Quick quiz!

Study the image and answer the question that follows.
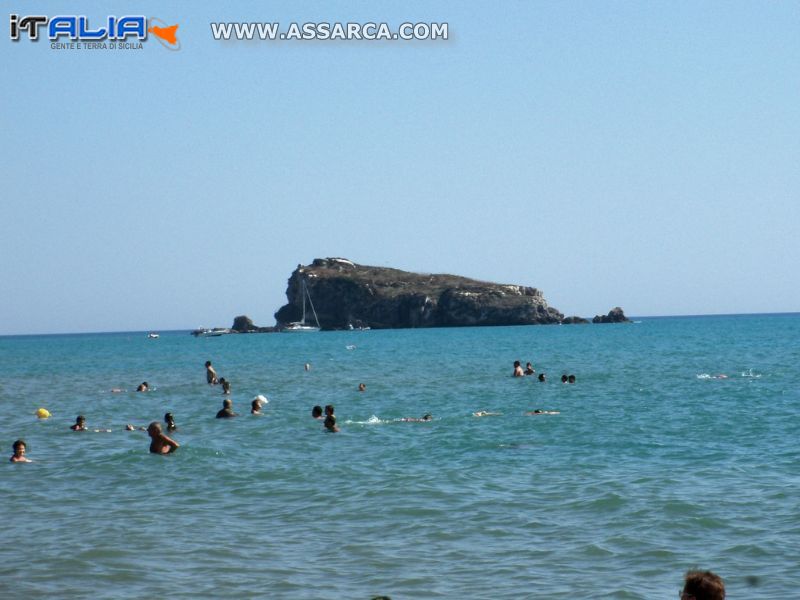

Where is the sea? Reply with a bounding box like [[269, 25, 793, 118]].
[[1, 314, 798, 599]]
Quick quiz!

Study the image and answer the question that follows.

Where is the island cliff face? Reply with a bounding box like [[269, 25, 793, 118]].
[[274, 258, 564, 330]]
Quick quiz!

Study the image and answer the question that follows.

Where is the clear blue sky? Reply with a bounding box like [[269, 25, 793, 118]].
[[2, 1, 798, 335]]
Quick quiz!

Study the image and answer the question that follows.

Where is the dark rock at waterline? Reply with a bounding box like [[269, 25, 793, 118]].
[[231, 315, 276, 333], [592, 307, 631, 324], [274, 258, 565, 330], [562, 316, 590, 324]]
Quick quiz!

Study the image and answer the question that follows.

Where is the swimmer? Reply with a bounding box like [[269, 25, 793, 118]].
[[251, 398, 263, 415], [561, 374, 568, 384], [304, 363, 311, 371], [10, 439, 31, 463], [70, 415, 87, 431], [568, 374, 576, 384], [205, 360, 218, 385], [473, 411, 502, 417], [219, 378, 231, 395], [164, 412, 177, 432], [325, 405, 335, 417], [311, 406, 323, 419], [513, 361, 524, 377], [125, 424, 146, 431], [216, 398, 238, 418], [358, 383, 366, 392], [136, 381, 149, 392], [538, 373, 546, 382], [147, 422, 179, 454], [525, 410, 560, 415], [524, 362, 535, 375], [399, 413, 433, 422], [324, 414, 339, 433], [110, 388, 126, 393]]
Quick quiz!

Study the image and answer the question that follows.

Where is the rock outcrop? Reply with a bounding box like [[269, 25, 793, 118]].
[[592, 307, 631, 324], [231, 315, 276, 333], [274, 258, 564, 330], [562, 316, 589, 324]]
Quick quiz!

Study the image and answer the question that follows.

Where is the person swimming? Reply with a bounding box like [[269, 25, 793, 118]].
[[513, 361, 524, 377], [524, 362, 535, 375], [538, 373, 546, 382], [561, 374, 568, 384], [324, 414, 340, 433], [525, 410, 560, 415], [220, 378, 231, 395], [251, 398, 263, 415], [399, 413, 433, 422], [311, 405, 323, 419], [164, 412, 177, 431], [358, 383, 366, 392], [568, 374, 576, 384], [10, 439, 31, 463], [216, 398, 238, 418], [473, 411, 502, 417], [70, 415, 87, 431], [136, 382, 149, 392], [147, 422, 179, 454]]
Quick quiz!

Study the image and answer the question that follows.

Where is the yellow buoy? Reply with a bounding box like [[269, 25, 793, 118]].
[[36, 408, 51, 419]]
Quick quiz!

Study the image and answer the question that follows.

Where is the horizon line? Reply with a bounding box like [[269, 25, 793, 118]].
[[1, 310, 798, 338]]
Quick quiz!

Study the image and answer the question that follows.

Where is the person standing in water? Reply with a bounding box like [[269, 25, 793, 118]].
[[164, 413, 177, 432], [216, 398, 238, 418], [513, 361, 524, 377], [147, 422, 179, 454], [205, 361, 218, 385]]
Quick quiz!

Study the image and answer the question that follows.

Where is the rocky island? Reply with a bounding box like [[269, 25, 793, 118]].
[[273, 257, 569, 330]]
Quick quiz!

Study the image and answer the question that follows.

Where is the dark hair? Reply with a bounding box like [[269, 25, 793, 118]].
[[683, 570, 725, 600], [164, 413, 174, 421], [311, 406, 323, 418], [223, 398, 232, 408], [76, 415, 85, 423], [538, 373, 545, 382], [324, 404, 334, 415], [13, 439, 26, 451], [514, 360, 521, 367], [205, 361, 212, 367], [324, 415, 337, 429]]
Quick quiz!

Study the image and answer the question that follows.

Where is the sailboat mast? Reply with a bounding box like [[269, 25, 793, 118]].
[[301, 280, 307, 324]]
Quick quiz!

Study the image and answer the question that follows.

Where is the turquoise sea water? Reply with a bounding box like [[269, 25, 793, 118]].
[[1, 315, 799, 598]]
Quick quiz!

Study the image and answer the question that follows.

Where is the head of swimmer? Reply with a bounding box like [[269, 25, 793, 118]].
[[147, 422, 162, 437], [12, 439, 26, 457], [223, 398, 232, 408], [311, 405, 323, 419], [324, 404, 334, 416]]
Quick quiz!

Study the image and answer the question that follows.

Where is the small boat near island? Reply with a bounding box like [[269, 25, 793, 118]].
[[191, 327, 231, 337], [147, 332, 160, 339], [283, 279, 320, 332]]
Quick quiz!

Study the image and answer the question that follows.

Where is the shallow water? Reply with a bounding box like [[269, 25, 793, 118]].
[[2, 315, 799, 598]]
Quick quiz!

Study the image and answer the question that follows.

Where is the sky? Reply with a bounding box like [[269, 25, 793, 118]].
[[1, 1, 798, 335]]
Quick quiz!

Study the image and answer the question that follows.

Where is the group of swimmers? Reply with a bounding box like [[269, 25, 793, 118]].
[[205, 360, 232, 394], [310, 404, 340, 432], [512, 360, 576, 384], [9, 356, 568, 461]]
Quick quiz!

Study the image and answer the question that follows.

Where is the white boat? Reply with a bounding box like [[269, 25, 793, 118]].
[[283, 279, 320, 332], [191, 327, 231, 337], [147, 332, 160, 339]]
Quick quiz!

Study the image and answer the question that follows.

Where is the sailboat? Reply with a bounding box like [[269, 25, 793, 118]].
[[283, 279, 321, 332]]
